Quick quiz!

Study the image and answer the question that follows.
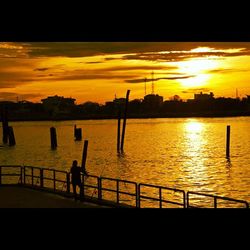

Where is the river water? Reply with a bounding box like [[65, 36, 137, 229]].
[[1, 117, 250, 207]]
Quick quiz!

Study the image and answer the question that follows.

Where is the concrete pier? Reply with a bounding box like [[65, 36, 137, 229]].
[[0, 186, 109, 208]]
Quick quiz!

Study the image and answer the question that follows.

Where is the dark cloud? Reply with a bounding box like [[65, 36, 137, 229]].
[[207, 68, 250, 74], [34, 67, 50, 71], [105, 57, 119, 61], [85, 61, 103, 64], [47, 66, 177, 82], [122, 50, 250, 62], [125, 75, 195, 83], [51, 73, 137, 81], [0, 92, 42, 101], [99, 65, 176, 71], [2, 42, 250, 59], [182, 88, 211, 94]]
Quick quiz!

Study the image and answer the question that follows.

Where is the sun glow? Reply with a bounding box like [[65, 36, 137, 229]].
[[174, 58, 219, 88]]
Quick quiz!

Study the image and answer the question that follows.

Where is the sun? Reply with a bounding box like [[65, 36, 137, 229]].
[[175, 58, 219, 88], [178, 58, 219, 75]]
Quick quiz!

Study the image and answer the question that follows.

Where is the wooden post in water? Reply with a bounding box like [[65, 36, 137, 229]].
[[117, 108, 121, 152], [74, 125, 82, 141], [74, 125, 77, 138], [2, 107, 9, 144], [226, 125, 230, 158], [50, 127, 57, 149], [81, 140, 88, 172], [75, 128, 82, 141], [8, 126, 16, 146], [120, 90, 130, 152]]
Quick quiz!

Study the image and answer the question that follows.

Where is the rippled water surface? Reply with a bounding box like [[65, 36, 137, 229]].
[[1, 117, 250, 204]]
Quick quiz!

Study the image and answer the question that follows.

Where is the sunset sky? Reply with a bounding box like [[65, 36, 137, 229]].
[[1, 42, 250, 104]]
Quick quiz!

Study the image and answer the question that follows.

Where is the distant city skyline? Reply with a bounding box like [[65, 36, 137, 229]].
[[1, 42, 250, 104]]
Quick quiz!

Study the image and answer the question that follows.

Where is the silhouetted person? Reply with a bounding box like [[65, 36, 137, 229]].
[[70, 160, 87, 201]]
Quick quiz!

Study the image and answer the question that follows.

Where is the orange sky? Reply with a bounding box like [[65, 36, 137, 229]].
[[1, 42, 250, 104]]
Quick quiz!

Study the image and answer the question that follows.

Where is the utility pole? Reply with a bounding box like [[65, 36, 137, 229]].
[[151, 71, 154, 95]]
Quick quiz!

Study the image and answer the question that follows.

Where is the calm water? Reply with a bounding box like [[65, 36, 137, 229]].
[[1, 117, 250, 205]]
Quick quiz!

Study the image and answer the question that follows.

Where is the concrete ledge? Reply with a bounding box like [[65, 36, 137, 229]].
[[0, 186, 110, 208]]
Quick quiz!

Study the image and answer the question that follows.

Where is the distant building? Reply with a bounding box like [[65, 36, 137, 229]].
[[143, 94, 164, 106], [194, 92, 214, 101], [41, 95, 75, 106], [41, 95, 76, 114], [113, 97, 126, 105]]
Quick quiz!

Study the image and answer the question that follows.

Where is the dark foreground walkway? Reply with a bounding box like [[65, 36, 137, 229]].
[[0, 186, 109, 208]]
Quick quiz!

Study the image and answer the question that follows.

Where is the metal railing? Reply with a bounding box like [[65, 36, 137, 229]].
[[99, 176, 137, 206], [0, 165, 23, 185], [187, 191, 249, 208], [0, 165, 249, 208], [138, 183, 186, 208], [23, 166, 69, 192]]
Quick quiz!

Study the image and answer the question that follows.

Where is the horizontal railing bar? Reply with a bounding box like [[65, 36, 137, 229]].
[[188, 191, 249, 205], [100, 176, 137, 186], [0, 165, 22, 168], [187, 205, 204, 208], [101, 186, 135, 193], [25, 175, 40, 178], [139, 195, 184, 206], [84, 184, 98, 189], [24, 175, 66, 184], [43, 178, 66, 183], [23, 166, 67, 174], [83, 174, 99, 179], [101, 188, 136, 197], [139, 183, 185, 194], [1, 174, 21, 177]]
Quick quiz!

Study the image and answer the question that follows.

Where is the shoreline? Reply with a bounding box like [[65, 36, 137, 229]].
[[5, 112, 250, 122]]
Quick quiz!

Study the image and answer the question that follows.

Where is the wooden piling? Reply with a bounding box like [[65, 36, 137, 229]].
[[2, 108, 9, 144], [74, 125, 82, 141], [117, 109, 121, 152], [226, 125, 230, 158], [50, 127, 57, 149], [8, 126, 16, 146], [75, 128, 82, 141], [81, 140, 88, 172], [74, 125, 77, 138], [121, 90, 130, 152]]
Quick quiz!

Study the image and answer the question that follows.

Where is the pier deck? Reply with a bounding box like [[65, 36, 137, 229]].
[[0, 186, 109, 208]]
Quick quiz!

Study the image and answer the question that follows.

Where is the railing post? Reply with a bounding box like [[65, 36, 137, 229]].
[[80, 173, 85, 200], [23, 166, 26, 185], [214, 197, 217, 208], [159, 187, 162, 208], [40, 169, 44, 188], [66, 173, 70, 193], [184, 192, 186, 208], [0, 166, 2, 185], [137, 184, 141, 208], [98, 177, 102, 200], [31, 168, 34, 186], [20, 167, 23, 185], [53, 170, 56, 191], [117, 180, 119, 204]]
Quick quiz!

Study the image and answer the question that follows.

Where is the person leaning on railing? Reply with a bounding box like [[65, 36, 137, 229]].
[[70, 160, 88, 201]]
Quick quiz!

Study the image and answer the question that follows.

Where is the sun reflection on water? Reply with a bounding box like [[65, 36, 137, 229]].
[[181, 120, 210, 190]]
